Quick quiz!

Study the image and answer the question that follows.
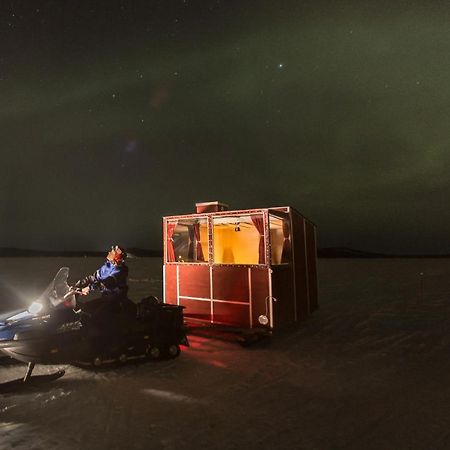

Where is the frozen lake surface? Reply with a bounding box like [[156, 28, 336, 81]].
[[1, 257, 450, 450]]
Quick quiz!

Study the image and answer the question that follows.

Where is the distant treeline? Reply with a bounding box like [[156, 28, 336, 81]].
[[317, 247, 450, 258], [1, 247, 449, 258], [0, 248, 162, 258]]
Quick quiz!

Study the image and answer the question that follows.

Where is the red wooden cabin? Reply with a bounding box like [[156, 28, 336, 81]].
[[162, 202, 318, 334]]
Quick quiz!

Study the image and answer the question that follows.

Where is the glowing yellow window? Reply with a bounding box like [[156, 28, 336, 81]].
[[213, 215, 265, 265]]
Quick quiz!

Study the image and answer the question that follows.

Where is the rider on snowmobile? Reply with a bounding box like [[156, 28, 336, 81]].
[[75, 245, 129, 298]]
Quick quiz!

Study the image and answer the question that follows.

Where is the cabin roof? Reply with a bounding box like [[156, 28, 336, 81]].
[[163, 205, 316, 226]]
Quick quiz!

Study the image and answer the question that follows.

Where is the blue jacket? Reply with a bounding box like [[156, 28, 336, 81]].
[[76, 261, 128, 297]]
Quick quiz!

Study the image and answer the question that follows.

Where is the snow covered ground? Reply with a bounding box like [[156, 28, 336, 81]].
[[1, 257, 450, 450]]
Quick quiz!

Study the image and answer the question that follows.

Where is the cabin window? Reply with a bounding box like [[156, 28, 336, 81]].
[[213, 214, 266, 265], [166, 218, 208, 263], [269, 215, 291, 265]]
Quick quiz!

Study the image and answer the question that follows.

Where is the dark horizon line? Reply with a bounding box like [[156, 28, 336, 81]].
[[0, 247, 161, 258], [1, 246, 450, 259], [316, 247, 450, 258]]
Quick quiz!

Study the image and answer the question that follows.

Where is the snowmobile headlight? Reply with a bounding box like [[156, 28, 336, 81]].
[[28, 302, 43, 315]]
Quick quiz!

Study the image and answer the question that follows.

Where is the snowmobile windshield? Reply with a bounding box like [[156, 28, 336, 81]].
[[37, 267, 75, 310]]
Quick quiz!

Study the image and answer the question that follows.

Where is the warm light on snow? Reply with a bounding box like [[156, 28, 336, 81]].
[[141, 388, 200, 404]]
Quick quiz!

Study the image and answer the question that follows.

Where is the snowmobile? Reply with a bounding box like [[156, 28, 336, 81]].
[[0, 267, 188, 392]]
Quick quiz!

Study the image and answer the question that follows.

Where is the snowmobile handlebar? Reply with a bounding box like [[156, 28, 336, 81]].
[[64, 288, 83, 299]]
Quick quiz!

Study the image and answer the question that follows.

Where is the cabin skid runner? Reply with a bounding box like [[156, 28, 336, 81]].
[[163, 201, 318, 343]]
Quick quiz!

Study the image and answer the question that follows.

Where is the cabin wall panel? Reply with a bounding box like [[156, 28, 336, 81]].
[[179, 298, 211, 322], [213, 302, 249, 327], [272, 266, 295, 327], [212, 266, 249, 302], [179, 265, 210, 299], [305, 221, 319, 312], [291, 213, 309, 320], [164, 265, 177, 304], [250, 268, 270, 328]]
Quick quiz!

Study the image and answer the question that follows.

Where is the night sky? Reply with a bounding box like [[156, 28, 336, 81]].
[[2, 0, 450, 254]]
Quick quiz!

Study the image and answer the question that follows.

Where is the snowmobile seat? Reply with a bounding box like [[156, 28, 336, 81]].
[[136, 296, 162, 320]]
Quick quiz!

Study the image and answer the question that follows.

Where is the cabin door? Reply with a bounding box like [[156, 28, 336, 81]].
[[268, 210, 296, 327]]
